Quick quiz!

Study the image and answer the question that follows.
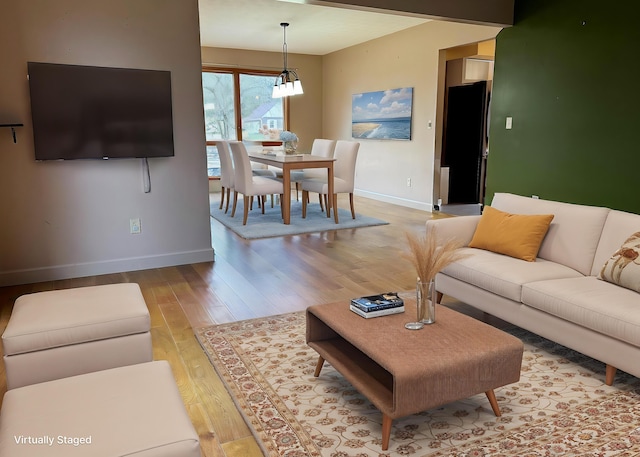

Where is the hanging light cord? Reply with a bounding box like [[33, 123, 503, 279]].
[[281, 22, 289, 73]]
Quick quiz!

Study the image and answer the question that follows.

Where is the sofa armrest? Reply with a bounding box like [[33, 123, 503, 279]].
[[426, 216, 481, 247]]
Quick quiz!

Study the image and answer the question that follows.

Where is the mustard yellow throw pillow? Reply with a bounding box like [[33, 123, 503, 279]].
[[600, 232, 640, 293], [469, 206, 554, 262]]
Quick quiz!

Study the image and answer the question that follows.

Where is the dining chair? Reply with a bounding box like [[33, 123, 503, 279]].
[[310, 139, 337, 162], [247, 144, 277, 208], [253, 164, 278, 208], [293, 139, 337, 202], [301, 140, 359, 224], [217, 141, 234, 214], [309, 138, 337, 209], [229, 141, 284, 225]]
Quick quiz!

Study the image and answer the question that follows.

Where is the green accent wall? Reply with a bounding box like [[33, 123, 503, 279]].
[[486, 0, 640, 213]]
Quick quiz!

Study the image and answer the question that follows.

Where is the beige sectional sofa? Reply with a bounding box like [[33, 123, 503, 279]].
[[429, 193, 640, 385]]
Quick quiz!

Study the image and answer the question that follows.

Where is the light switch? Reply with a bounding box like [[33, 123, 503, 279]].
[[506, 117, 513, 129]]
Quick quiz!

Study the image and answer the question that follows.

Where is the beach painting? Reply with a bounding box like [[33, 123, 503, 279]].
[[352, 87, 413, 140]]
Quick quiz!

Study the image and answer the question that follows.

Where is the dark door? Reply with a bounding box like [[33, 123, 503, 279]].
[[442, 81, 487, 204]]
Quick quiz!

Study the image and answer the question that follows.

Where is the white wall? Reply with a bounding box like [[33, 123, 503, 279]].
[[323, 21, 501, 210], [0, 0, 213, 286]]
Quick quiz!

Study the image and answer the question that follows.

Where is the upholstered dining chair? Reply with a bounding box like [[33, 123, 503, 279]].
[[299, 139, 337, 180], [246, 144, 278, 208], [229, 141, 284, 225], [308, 138, 337, 208], [310, 139, 337, 161], [301, 140, 359, 224], [292, 138, 337, 202], [217, 141, 234, 214]]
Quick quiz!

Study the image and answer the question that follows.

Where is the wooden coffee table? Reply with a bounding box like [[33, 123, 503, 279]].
[[306, 300, 524, 450]]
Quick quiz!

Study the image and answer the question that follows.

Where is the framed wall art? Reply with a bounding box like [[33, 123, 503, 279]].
[[352, 87, 413, 140]]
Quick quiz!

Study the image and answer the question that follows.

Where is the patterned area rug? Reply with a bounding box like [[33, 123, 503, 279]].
[[196, 311, 640, 457]]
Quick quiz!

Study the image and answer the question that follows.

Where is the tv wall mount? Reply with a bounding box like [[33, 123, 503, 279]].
[[1, 124, 23, 143]]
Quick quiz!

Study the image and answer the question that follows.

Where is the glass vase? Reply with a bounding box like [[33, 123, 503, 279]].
[[284, 140, 298, 154], [405, 279, 436, 330], [418, 279, 436, 324]]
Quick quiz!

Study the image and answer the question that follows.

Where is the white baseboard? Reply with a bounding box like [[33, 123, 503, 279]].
[[354, 189, 434, 212], [0, 248, 215, 287]]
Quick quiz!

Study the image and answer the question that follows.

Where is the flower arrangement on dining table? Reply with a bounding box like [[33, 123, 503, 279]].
[[279, 131, 299, 154]]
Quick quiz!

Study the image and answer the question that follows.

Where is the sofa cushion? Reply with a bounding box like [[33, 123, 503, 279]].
[[591, 209, 640, 276], [468, 206, 553, 261], [490, 193, 610, 275], [522, 276, 640, 347], [599, 231, 640, 292], [441, 248, 583, 302]]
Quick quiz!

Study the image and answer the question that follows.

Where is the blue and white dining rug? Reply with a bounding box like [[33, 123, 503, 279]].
[[210, 198, 388, 239]]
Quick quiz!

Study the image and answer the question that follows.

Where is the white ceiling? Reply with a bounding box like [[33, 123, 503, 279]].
[[198, 0, 430, 56]]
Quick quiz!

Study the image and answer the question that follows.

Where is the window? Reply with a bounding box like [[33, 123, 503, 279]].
[[203, 72, 236, 143], [202, 68, 288, 178]]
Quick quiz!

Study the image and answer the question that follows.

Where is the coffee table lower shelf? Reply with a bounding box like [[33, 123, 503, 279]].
[[308, 338, 394, 412]]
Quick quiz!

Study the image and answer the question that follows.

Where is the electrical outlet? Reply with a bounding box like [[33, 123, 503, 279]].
[[130, 218, 141, 234], [406, 178, 411, 187]]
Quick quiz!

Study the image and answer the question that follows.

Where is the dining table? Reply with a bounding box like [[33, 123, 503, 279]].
[[248, 151, 336, 225]]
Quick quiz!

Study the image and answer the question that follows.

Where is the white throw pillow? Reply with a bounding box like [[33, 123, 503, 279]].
[[599, 231, 640, 293]]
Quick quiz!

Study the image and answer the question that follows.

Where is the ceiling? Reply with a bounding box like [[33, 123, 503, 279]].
[[198, 0, 430, 56]]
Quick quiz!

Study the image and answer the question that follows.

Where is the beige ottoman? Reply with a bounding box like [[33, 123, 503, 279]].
[[2, 283, 152, 389], [0, 360, 201, 457]]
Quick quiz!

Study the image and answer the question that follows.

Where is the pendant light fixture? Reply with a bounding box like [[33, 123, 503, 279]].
[[272, 22, 303, 98]]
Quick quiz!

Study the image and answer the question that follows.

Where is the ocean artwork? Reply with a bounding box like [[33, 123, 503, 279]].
[[352, 87, 413, 140]]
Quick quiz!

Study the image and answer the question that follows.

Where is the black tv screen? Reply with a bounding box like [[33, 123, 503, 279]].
[[28, 62, 174, 160]]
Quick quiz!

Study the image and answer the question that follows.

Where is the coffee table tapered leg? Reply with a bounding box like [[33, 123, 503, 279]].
[[314, 356, 325, 377], [381, 414, 392, 450], [485, 389, 501, 416]]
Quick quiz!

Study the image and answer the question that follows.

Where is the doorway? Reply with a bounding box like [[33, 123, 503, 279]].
[[442, 80, 488, 204], [434, 41, 495, 215]]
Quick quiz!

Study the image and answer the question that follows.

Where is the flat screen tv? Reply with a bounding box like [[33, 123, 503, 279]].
[[28, 62, 174, 160]]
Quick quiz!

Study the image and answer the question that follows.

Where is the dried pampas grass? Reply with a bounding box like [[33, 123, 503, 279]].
[[402, 225, 469, 282]]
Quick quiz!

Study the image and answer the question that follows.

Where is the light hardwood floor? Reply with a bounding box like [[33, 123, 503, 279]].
[[0, 194, 451, 457]]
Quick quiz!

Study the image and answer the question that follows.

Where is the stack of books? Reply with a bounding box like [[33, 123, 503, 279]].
[[350, 292, 404, 318]]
